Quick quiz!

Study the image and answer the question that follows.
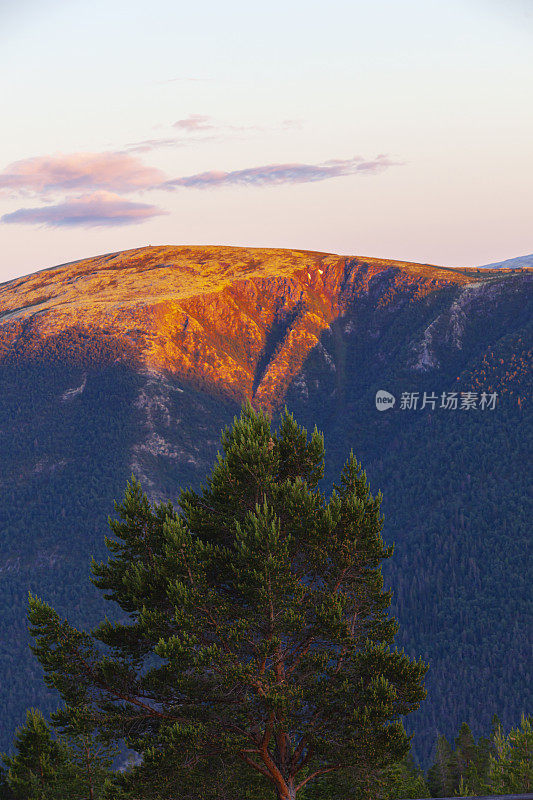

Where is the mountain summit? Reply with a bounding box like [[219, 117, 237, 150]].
[[0, 245, 521, 411]]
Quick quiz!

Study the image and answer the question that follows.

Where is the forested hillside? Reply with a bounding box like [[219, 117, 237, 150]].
[[0, 247, 531, 764]]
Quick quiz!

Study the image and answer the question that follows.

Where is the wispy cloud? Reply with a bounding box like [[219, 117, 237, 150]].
[[0, 152, 165, 196], [162, 155, 400, 189], [281, 119, 304, 130], [173, 114, 216, 132], [1, 191, 167, 228], [124, 115, 302, 153], [123, 114, 229, 153], [125, 135, 219, 154], [0, 149, 401, 229]]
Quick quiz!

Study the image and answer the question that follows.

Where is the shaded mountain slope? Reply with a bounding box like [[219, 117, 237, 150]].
[[478, 253, 533, 270]]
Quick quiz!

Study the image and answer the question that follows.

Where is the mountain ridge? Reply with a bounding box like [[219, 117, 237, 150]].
[[2, 245, 525, 412], [477, 253, 533, 270]]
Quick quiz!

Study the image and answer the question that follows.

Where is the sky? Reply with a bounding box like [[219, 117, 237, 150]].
[[0, 0, 532, 283]]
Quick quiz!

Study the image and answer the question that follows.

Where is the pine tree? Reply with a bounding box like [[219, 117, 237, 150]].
[[1, 707, 116, 800], [1, 709, 74, 800], [427, 734, 455, 797], [0, 766, 15, 799], [473, 716, 500, 790], [490, 713, 502, 742], [454, 722, 482, 793], [453, 775, 470, 797], [50, 706, 119, 800], [485, 714, 533, 794], [380, 754, 429, 800], [28, 404, 428, 800]]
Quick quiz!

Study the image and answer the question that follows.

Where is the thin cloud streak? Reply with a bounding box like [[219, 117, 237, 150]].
[[125, 115, 282, 153], [0, 152, 165, 196], [1, 191, 167, 228], [162, 155, 401, 189], [281, 119, 304, 130], [124, 135, 220, 154], [173, 114, 215, 132]]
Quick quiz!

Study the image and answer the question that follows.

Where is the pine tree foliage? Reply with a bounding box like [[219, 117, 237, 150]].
[[484, 714, 532, 795], [1, 710, 67, 800], [304, 753, 429, 799], [427, 735, 456, 797], [428, 714, 533, 798], [427, 723, 488, 798], [0, 707, 114, 800], [27, 404, 427, 800]]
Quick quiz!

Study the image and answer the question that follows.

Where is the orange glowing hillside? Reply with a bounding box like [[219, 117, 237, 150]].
[[0, 245, 523, 410]]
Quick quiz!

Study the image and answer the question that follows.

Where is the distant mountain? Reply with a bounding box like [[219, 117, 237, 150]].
[[476, 253, 533, 270], [0, 246, 531, 764]]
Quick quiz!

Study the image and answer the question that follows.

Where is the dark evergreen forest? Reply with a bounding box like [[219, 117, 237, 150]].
[[0, 289, 530, 769]]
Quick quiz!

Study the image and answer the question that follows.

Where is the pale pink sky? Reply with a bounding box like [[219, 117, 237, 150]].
[[1, 0, 532, 282]]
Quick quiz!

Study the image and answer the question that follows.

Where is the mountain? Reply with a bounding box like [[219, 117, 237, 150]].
[[476, 253, 533, 270], [0, 246, 478, 413], [0, 245, 531, 764]]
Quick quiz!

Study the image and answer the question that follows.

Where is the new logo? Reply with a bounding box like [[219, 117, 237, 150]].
[[375, 390, 396, 411]]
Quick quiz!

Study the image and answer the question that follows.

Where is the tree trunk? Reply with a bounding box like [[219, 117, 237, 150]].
[[85, 738, 94, 800], [276, 783, 296, 800]]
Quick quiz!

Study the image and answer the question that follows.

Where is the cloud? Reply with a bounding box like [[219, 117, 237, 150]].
[[124, 117, 301, 153], [281, 119, 304, 130], [0, 152, 165, 196], [0, 148, 401, 231], [124, 114, 234, 152], [125, 135, 219, 154], [1, 191, 167, 228], [124, 118, 257, 153], [173, 114, 215, 132], [162, 155, 400, 189]]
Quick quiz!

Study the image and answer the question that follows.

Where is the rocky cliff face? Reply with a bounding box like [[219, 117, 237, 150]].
[[0, 245, 503, 411]]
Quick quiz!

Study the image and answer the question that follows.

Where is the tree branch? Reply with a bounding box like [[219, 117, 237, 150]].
[[295, 763, 347, 791]]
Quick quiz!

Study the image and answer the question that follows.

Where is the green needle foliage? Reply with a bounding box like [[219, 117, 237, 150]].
[[0, 708, 115, 800], [1, 710, 67, 800], [27, 404, 427, 800], [484, 714, 532, 795], [303, 753, 429, 799], [427, 722, 489, 798], [427, 714, 533, 798]]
